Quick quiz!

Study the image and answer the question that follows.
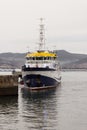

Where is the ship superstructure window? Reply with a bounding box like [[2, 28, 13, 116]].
[[26, 56, 56, 61], [26, 57, 29, 60], [32, 57, 35, 60], [36, 57, 43, 60]]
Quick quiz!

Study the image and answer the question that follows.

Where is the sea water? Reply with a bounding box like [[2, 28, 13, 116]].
[[0, 71, 87, 130]]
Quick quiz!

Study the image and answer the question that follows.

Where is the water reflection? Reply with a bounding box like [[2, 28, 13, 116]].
[[18, 85, 61, 130], [1, 71, 87, 130], [0, 96, 18, 130], [21, 87, 57, 99]]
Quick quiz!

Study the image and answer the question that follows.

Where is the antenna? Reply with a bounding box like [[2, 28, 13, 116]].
[[26, 46, 29, 53], [38, 18, 45, 51]]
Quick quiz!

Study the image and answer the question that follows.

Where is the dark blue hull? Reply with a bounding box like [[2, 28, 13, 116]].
[[23, 74, 59, 89], [22, 66, 55, 71]]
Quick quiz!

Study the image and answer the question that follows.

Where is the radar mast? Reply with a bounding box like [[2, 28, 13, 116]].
[[38, 18, 45, 51]]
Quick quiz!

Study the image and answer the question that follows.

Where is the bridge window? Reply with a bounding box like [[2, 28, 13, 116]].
[[36, 57, 43, 60]]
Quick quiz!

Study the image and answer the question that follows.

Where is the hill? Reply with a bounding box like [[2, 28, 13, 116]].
[[56, 50, 87, 65], [56, 50, 87, 69], [0, 50, 87, 69], [62, 57, 87, 69], [0, 53, 25, 69]]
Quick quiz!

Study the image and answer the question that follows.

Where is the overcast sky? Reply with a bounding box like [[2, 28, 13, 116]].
[[0, 0, 87, 54]]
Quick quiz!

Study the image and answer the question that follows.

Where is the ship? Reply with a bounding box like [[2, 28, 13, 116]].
[[21, 18, 61, 90]]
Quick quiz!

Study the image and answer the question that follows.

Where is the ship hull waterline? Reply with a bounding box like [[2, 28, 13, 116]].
[[21, 71, 61, 91]]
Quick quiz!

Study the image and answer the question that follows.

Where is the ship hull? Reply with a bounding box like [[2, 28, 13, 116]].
[[22, 67, 61, 90]]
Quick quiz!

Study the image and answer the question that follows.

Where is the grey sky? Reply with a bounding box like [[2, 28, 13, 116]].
[[0, 0, 87, 54]]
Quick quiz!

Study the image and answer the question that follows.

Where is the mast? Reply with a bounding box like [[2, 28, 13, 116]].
[[38, 18, 45, 51]]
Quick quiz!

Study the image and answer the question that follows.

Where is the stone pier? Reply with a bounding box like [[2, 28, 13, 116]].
[[0, 75, 18, 96]]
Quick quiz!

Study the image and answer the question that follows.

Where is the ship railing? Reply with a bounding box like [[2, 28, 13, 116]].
[[25, 62, 57, 69]]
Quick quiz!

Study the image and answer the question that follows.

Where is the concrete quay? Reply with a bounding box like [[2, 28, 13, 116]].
[[0, 74, 19, 96]]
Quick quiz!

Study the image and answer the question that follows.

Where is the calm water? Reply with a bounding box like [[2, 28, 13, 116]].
[[0, 71, 87, 130]]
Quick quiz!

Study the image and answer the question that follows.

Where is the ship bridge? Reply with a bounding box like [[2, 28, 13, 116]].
[[26, 51, 57, 58], [25, 51, 58, 69]]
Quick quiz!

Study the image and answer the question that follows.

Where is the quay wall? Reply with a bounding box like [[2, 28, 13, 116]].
[[0, 75, 19, 96]]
